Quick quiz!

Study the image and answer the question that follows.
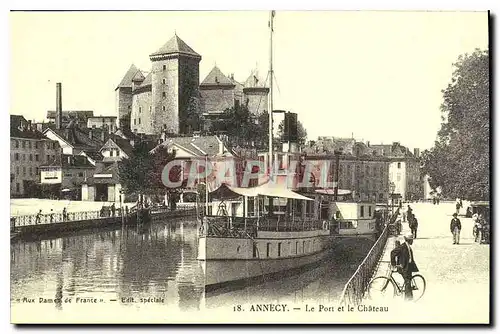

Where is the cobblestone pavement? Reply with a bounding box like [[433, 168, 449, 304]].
[[365, 202, 490, 324]]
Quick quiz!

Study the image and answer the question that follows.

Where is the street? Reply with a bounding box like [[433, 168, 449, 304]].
[[368, 201, 490, 323]]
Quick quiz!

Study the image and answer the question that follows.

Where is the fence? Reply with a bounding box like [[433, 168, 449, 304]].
[[12, 210, 105, 227], [338, 222, 390, 306]]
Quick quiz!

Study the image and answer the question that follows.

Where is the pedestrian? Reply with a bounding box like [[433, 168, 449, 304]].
[[455, 198, 461, 215], [436, 197, 440, 205], [432, 197, 436, 205], [50, 209, 54, 223], [410, 216, 419, 239], [390, 233, 419, 301], [111, 203, 116, 217], [62, 207, 67, 221], [450, 213, 462, 245], [125, 206, 129, 215], [35, 209, 42, 224]]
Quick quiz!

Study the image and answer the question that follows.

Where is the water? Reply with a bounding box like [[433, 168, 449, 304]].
[[10, 218, 375, 322]]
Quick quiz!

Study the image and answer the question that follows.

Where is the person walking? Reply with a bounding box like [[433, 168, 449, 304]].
[[111, 203, 116, 217], [450, 213, 462, 245], [410, 216, 419, 239], [62, 207, 67, 222], [49, 209, 54, 223], [390, 233, 419, 300], [35, 209, 42, 225], [455, 198, 461, 215]]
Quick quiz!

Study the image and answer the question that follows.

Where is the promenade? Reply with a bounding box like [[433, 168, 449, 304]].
[[367, 202, 490, 324]]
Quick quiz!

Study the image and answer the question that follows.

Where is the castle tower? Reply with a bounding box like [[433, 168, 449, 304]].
[[243, 69, 269, 115], [116, 64, 143, 132], [199, 65, 236, 113], [149, 34, 201, 135]]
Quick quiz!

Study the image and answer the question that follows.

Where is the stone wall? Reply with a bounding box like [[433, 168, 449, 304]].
[[131, 90, 153, 134]]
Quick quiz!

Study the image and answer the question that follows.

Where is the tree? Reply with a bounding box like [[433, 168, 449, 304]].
[[277, 118, 308, 150], [118, 141, 180, 204], [421, 49, 489, 200]]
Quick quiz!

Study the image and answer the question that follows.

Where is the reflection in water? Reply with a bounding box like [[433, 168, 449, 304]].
[[11, 219, 374, 316]]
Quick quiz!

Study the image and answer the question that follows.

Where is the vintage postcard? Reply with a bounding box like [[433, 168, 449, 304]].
[[9, 10, 490, 324]]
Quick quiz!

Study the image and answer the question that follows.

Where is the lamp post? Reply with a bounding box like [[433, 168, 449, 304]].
[[390, 182, 396, 215]]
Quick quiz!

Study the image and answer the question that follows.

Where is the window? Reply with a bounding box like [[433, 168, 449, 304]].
[[149, 106, 152, 113], [78, 172, 84, 177], [253, 244, 257, 258], [162, 106, 166, 112], [278, 243, 281, 257], [162, 78, 166, 84], [133, 119, 136, 125], [162, 92, 166, 98], [15, 140, 19, 148], [35, 154, 39, 162], [296, 241, 299, 254], [29, 167, 32, 176], [138, 118, 141, 125], [266, 243, 271, 257], [110, 150, 114, 157], [397, 162, 401, 169], [29, 154, 33, 161], [22, 141, 25, 149], [139, 107, 142, 113], [16, 166, 19, 175], [303, 241, 306, 253], [163, 65, 166, 71], [22, 154, 25, 161], [117, 150, 120, 156], [46, 155, 50, 162], [15, 153, 19, 161], [368, 206, 372, 217], [22, 167, 26, 176], [360, 205, 364, 217], [35, 142, 39, 149], [28, 141, 32, 149], [16, 183, 20, 193]]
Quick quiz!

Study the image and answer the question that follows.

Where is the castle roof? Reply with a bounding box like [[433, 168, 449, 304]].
[[150, 34, 201, 58], [116, 64, 143, 90], [244, 69, 267, 89], [200, 66, 234, 87], [141, 72, 152, 86]]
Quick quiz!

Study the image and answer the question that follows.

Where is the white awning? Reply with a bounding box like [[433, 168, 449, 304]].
[[210, 183, 313, 201]]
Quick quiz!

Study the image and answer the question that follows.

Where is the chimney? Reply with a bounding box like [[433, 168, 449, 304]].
[[101, 130, 105, 142], [414, 148, 420, 158], [367, 141, 370, 147], [56, 83, 62, 129]]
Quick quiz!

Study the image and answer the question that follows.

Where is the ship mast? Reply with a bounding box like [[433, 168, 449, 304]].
[[268, 10, 275, 181]]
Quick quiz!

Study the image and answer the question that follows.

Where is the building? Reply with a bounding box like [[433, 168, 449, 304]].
[[10, 115, 61, 197], [46, 110, 94, 128], [87, 116, 118, 133], [370, 142, 424, 201], [39, 154, 95, 199], [117, 34, 268, 137], [303, 137, 390, 202], [43, 124, 105, 155]]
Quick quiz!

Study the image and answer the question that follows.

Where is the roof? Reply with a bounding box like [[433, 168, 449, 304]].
[[80, 150, 104, 162], [152, 135, 224, 157], [116, 64, 143, 90], [141, 72, 152, 86], [150, 34, 201, 58], [200, 66, 234, 87], [46, 110, 94, 119], [304, 137, 357, 155], [10, 115, 50, 139], [243, 69, 267, 88], [46, 126, 104, 150], [210, 183, 313, 201], [86, 163, 120, 185], [370, 142, 415, 158], [102, 134, 135, 157], [87, 116, 117, 120]]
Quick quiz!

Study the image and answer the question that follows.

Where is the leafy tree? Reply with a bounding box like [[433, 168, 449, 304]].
[[277, 118, 308, 150], [421, 49, 489, 200]]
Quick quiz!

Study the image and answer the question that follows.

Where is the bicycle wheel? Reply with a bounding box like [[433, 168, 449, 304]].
[[368, 276, 396, 301], [410, 274, 426, 301]]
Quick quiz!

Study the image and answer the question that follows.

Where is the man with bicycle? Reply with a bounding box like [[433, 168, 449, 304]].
[[390, 233, 419, 300]]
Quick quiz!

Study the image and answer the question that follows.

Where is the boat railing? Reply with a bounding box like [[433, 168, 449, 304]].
[[199, 215, 327, 238], [338, 221, 390, 306]]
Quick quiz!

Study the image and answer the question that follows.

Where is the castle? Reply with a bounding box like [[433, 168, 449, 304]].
[[115, 34, 269, 136]]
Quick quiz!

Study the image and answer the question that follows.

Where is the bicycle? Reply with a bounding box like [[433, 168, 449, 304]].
[[368, 267, 426, 302]]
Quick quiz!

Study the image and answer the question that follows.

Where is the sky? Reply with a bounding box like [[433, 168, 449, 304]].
[[9, 10, 488, 151]]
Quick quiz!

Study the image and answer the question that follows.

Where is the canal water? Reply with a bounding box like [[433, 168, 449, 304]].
[[10, 218, 375, 322]]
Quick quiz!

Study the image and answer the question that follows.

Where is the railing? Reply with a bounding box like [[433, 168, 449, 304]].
[[12, 210, 106, 227], [338, 222, 390, 306]]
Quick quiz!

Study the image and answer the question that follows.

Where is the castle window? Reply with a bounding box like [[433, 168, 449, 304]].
[[22, 141, 25, 149], [162, 92, 166, 98], [162, 78, 166, 84], [163, 65, 166, 71], [28, 141, 32, 149], [149, 106, 152, 113], [138, 118, 141, 125], [15, 140, 19, 148], [397, 162, 401, 169], [162, 106, 166, 112], [133, 119, 136, 125], [139, 107, 142, 113]]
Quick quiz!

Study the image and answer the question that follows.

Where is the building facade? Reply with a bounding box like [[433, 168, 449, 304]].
[[10, 115, 61, 197]]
